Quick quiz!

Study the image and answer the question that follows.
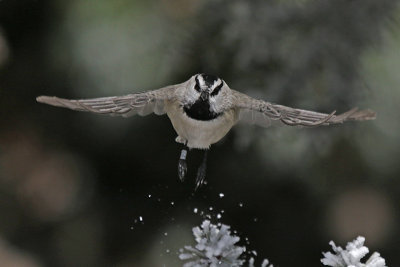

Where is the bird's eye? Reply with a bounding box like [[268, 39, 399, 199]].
[[194, 77, 201, 92], [210, 81, 223, 97]]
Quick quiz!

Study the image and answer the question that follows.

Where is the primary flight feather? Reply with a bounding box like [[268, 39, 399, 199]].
[[37, 73, 376, 188]]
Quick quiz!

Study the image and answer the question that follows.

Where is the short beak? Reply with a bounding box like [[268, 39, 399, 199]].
[[200, 91, 209, 101]]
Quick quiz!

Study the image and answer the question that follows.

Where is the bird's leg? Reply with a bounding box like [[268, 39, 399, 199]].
[[195, 150, 208, 190], [178, 146, 188, 182]]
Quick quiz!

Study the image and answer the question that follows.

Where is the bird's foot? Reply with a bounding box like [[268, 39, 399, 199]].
[[178, 149, 188, 182], [195, 150, 208, 190], [178, 159, 187, 181], [195, 162, 207, 190]]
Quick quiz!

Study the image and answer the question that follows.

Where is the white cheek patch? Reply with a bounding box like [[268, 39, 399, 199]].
[[198, 76, 206, 87], [186, 86, 200, 103], [211, 80, 219, 89]]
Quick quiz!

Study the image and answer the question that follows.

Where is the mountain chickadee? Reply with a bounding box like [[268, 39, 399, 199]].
[[37, 73, 376, 189]]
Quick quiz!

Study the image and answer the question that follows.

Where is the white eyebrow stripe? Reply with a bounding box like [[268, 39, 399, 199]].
[[198, 76, 206, 87], [211, 79, 223, 90]]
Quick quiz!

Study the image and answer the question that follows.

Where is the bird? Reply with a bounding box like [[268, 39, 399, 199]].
[[37, 73, 376, 189]]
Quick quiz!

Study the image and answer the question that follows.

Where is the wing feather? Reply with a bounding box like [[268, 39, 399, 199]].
[[36, 85, 177, 117], [232, 90, 376, 128]]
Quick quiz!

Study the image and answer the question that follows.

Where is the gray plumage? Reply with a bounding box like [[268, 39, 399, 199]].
[[37, 73, 376, 150]]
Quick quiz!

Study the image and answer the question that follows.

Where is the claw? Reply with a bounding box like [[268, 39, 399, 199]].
[[195, 163, 207, 190], [178, 149, 188, 182], [178, 159, 187, 181], [195, 150, 208, 190]]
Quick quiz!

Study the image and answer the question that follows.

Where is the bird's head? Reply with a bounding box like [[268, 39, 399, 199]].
[[194, 73, 224, 100], [184, 73, 228, 111]]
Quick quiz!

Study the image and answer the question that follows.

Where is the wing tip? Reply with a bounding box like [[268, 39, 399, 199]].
[[36, 95, 61, 104], [36, 95, 71, 109], [354, 108, 377, 121], [36, 95, 49, 103]]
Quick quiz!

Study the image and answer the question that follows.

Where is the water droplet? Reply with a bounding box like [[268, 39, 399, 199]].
[[221, 210, 225, 213], [193, 208, 198, 214], [148, 194, 152, 198], [170, 201, 175, 206], [219, 193, 225, 198], [217, 213, 222, 219], [166, 249, 170, 253], [239, 202, 243, 207], [164, 232, 168, 236], [130, 226, 134, 230], [209, 207, 213, 211], [253, 217, 258, 222], [139, 216, 143, 222]]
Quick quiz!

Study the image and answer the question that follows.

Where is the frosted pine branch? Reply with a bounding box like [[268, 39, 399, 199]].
[[321, 236, 387, 267], [179, 220, 271, 267], [180, 221, 388, 267]]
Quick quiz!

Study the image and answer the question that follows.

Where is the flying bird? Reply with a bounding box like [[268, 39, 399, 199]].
[[37, 74, 376, 189]]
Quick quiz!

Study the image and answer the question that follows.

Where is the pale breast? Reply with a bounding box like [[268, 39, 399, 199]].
[[166, 102, 238, 149]]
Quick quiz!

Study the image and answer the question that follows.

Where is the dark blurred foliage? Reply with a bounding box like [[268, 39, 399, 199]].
[[0, 0, 399, 266]]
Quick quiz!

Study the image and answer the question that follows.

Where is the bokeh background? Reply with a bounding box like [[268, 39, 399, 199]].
[[0, 0, 400, 266]]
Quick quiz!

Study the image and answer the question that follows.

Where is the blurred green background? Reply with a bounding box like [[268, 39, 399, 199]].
[[0, 0, 399, 266]]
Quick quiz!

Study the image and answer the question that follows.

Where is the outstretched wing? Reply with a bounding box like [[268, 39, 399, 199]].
[[231, 90, 376, 127], [36, 85, 178, 117]]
